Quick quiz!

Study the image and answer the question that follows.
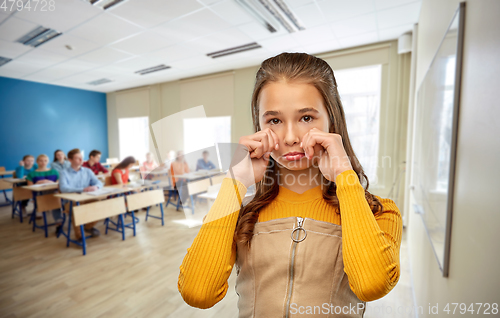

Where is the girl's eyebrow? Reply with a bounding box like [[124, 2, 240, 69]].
[[262, 107, 319, 118]]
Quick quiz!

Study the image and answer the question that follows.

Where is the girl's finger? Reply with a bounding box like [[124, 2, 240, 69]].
[[264, 130, 275, 153], [267, 128, 280, 150]]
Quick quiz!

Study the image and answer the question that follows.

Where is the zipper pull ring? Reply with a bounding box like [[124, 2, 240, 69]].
[[291, 217, 307, 243]]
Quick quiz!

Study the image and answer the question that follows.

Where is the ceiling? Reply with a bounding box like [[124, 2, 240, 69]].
[[0, 0, 421, 93]]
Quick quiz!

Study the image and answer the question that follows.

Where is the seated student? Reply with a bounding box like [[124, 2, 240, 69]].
[[51, 149, 70, 173], [170, 150, 190, 207], [15, 155, 38, 216], [60, 148, 103, 241], [111, 156, 136, 185], [15, 155, 38, 178], [170, 150, 190, 188], [26, 154, 60, 224], [139, 152, 158, 179], [82, 150, 108, 175], [196, 150, 216, 171]]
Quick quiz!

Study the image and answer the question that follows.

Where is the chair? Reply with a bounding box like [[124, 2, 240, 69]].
[[32, 193, 63, 237], [104, 176, 113, 186], [210, 174, 226, 186], [11, 186, 31, 223], [185, 178, 211, 214], [0, 169, 12, 205], [126, 190, 165, 226], [73, 196, 127, 255]]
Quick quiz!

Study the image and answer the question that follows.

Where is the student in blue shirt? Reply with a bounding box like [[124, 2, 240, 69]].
[[51, 149, 71, 173], [60, 148, 103, 241], [15, 154, 38, 178], [196, 150, 216, 171], [15, 154, 38, 216]]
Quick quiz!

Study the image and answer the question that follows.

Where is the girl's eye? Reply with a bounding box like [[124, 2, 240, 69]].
[[268, 118, 281, 125], [302, 115, 314, 122]]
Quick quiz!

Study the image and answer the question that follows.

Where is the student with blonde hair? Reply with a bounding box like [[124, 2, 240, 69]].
[[27, 154, 61, 224]]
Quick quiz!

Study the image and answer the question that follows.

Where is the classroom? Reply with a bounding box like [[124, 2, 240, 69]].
[[0, 0, 499, 317]]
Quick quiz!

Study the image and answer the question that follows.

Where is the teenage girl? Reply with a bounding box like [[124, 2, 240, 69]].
[[178, 53, 403, 317]]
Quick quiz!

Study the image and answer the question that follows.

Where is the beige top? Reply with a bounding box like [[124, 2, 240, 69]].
[[235, 216, 366, 318]]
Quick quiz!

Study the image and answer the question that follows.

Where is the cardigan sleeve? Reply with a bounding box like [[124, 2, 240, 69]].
[[335, 169, 403, 302], [178, 177, 247, 309]]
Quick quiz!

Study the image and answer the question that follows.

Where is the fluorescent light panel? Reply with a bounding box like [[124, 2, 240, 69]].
[[84, 0, 128, 10], [207, 42, 262, 58], [135, 64, 171, 75], [88, 78, 113, 85], [0, 56, 12, 67], [234, 0, 305, 33], [16, 26, 62, 47]]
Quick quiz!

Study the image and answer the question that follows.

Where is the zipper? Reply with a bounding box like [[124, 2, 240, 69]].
[[285, 217, 306, 317]]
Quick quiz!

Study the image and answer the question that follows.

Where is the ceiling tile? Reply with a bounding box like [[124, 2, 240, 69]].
[[379, 23, 414, 41], [337, 31, 379, 48], [170, 55, 214, 70], [0, 11, 10, 23], [143, 42, 200, 63], [108, 0, 203, 28], [15, 48, 70, 69], [209, 0, 255, 26], [330, 13, 377, 38], [15, 1, 102, 32], [375, 0, 421, 11], [68, 13, 144, 46], [316, 0, 375, 22], [259, 34, 300, 52], [104, 56, 167, 73], [198, 0, 225, 5], [294, 3, 327, 28], [0, 39, 32, 59], [237, 21, 287, 41], [76, 47, 134, 65], [188, 28, 254, 55], [285, 0, 315, 8], [38, 34, 100, 57], [151, 9, 231, 44], [0, 60, 44, 78], [292, 25, 335, 46], [0, 16, 39, 42], [377, 2, 421, 29], [23, 59, 99, 82], [110, 31, 175, 55], [303, 38, 341, 55]]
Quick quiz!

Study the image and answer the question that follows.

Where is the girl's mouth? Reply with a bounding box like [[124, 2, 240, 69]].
[[283, 152, 306, 161]]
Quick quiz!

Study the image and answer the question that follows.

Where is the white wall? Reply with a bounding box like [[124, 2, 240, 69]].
[[407, 0, 500, 316]]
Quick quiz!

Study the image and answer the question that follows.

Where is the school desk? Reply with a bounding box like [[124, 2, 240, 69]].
[[0, 170, 14, 207], [54, 184, 151, 255], [23, 183, 60, 236], [3, 177, 28, 222]]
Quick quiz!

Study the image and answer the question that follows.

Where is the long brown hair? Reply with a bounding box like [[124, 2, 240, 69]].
[[114, 156, 136, 170], [234, 52, 383, 248]]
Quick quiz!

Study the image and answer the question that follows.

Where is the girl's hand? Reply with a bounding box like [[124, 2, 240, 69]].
[[227, 128, 279, 188], [19, 161, 25, 167], [301, 128, 353, 182]]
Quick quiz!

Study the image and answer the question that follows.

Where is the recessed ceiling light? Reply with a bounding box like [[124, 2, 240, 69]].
[[207, 42, 262, 58], [16, 26, 62, 47], [234, 0, 305, 33]]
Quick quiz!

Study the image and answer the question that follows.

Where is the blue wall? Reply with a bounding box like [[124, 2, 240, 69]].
[[0, 77, 108, 170]]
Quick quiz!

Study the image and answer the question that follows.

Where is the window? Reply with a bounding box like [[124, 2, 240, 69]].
[[118, 117, 149, 161], [334, 64, 382, 183], [183, 116, 231, 153]]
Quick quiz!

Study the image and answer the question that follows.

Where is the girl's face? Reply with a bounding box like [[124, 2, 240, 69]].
[[37, 156, 48, 169], [127, 163, 134, 170], [24, 157, 34, 168], [56, 151, 65, 162], [258, 81, 331, 171]]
